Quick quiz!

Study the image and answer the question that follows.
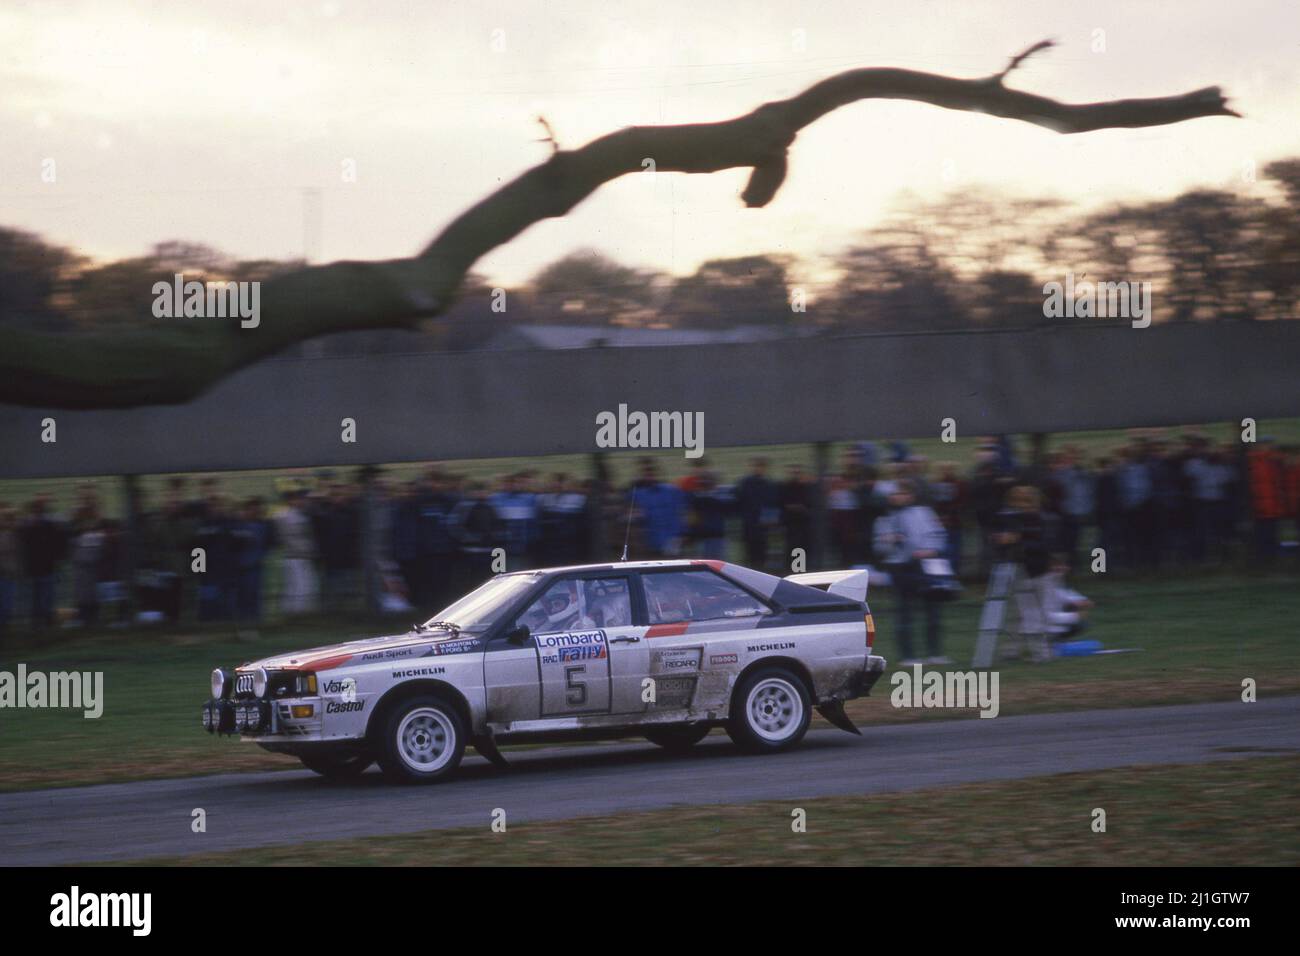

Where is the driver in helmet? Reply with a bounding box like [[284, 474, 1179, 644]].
[[530, 581, 592, 632]]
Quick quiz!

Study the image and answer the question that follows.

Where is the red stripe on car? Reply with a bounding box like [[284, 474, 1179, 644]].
[[646, 623, 690, 639], [285, 653, 353, 671]]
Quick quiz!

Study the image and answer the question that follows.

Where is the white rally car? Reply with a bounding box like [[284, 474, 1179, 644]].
[[202, 559, 886, 783]]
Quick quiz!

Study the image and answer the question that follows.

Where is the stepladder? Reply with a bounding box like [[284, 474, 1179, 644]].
[[972, 562, 1052, 667]]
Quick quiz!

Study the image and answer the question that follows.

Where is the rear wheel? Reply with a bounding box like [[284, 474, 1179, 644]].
[[644, 723, 711, 752], [726, 667, 811, 754], [299, 752, 372, 779], [376, 694, 466, 784]]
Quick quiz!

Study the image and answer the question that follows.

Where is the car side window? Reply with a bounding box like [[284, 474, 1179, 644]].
[[517, 577, 632, 633], [642, 571, 769, 625]]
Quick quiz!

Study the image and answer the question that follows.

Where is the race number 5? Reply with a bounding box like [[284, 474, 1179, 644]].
[[565, 666, 588, 706]]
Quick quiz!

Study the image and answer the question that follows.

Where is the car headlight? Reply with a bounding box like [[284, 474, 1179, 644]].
[[252, 667, 269, 699], [211, 668, 230, 700]]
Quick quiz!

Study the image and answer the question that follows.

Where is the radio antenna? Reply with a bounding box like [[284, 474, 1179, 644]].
[[621, 486, 636, 562]]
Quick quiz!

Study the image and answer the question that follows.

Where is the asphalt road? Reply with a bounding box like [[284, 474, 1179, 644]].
[[3, 696, 1296, 865]]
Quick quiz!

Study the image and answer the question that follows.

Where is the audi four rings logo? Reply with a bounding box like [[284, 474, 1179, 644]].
[[236, 674, 254, 694]]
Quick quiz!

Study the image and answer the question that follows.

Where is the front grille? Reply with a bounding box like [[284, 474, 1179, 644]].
[[233, 670, 306, 700]]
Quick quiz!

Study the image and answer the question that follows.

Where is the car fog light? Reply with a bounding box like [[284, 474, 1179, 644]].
[[216, 700, 236, 735], [211, 668, 230, 700], [252, 667, 269, 698], [291, 704, 314, 718], [202, 702, 214, 732]]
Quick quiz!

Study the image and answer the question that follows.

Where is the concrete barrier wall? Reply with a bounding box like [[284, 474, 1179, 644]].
[[1, 321, 1296, 478]]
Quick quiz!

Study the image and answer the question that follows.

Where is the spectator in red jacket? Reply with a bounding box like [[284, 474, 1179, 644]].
[[1284, 445, 1300, 561], [1247, 440, 1287, 563]]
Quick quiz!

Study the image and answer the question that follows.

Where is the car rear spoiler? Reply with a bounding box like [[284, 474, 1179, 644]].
[[784, 569, 869, 604]]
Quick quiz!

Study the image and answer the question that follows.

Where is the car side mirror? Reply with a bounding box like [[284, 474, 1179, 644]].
[[505, 623, 531, 645]]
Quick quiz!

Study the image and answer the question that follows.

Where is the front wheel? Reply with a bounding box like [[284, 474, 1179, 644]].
[[376, 695, 466, 784], [299, 752, 373, 779], [644, 723, 711, 752], [726, 667, 811, 754]]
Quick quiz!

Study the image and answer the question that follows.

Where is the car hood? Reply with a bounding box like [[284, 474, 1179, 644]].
[[239, 628, 476, 672]]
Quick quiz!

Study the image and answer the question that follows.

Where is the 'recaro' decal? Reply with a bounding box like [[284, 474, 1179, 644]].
[[652, 647, 702, 673]]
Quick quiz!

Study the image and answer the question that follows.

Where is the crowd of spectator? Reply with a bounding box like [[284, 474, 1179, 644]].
[[0, 431, 1296, 637]]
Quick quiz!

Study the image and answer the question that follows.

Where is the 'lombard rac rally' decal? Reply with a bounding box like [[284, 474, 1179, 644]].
[[534, 629, 607, 665]]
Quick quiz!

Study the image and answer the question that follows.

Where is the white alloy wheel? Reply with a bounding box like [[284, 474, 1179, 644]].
[[745, 677, 804, 742], [396, 706, 456, 773]]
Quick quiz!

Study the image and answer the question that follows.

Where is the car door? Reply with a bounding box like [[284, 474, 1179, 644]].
[[509, 573, 647, 719], [581, 575, 649, 715]]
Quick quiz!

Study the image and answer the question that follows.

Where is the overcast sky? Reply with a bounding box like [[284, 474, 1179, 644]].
[[4, 0, 1297, 284]]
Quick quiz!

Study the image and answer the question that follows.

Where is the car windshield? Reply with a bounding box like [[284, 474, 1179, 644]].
[[422, 573, 542, 634]]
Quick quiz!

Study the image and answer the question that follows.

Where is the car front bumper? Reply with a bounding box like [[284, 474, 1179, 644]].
[[202, 696, 324, 740]]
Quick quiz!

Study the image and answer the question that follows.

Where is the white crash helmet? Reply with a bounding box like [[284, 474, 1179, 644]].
[[544, 585, 580, 627]]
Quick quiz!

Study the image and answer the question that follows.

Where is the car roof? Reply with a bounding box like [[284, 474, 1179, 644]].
[[514, 559, 702, 576]]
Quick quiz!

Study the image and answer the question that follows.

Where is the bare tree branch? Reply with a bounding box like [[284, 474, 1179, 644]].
[[993, 39, 1058, 83], [1, 41, 1237, 409]]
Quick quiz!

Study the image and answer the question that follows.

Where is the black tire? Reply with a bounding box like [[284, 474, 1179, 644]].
[[375, 694, 466, 784], [644, 723, 711, 752], [726, 666, 812, 754], [299, 752, 373, 779]]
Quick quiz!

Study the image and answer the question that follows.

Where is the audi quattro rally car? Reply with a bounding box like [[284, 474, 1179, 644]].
[[202, 559, 886, 783]]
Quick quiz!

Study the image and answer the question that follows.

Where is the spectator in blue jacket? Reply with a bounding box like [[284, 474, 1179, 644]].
[[490, 472, 539, 569], [631, 459, 685, 558], [686, 470, 731, 560]]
